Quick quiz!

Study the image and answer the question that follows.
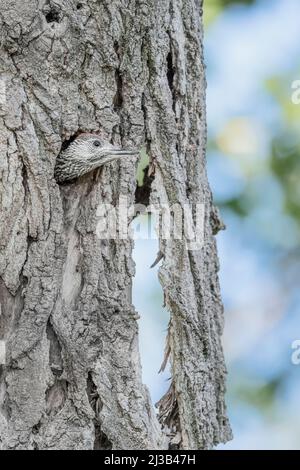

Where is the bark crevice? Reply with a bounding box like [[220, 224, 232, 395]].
[[86, 371, 112, 450]]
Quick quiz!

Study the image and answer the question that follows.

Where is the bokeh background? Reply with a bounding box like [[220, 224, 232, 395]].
[[133, 0, 300, 450]]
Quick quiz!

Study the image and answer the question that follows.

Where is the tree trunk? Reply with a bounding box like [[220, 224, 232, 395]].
[[0, 0, 232, 450]]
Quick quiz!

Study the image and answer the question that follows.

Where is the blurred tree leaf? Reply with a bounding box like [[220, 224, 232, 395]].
[[136, 149, 149, 187], [218, 196, 249, 217], [271, 134, 300, 224], [265, 74, 300, 127], [232, 376, 284, 411], [204, 0, 256, 27]]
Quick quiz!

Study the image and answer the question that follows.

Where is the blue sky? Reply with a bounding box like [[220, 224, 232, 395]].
[[205, 0, 300, 131]]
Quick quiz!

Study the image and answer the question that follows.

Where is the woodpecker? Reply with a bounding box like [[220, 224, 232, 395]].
[[54, 133, 137, 183]]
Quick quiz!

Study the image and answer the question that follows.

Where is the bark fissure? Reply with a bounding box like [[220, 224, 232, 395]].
[[134, 164, 155, 206], [46, 320, 63, 376], [86, 371, 112, 450]]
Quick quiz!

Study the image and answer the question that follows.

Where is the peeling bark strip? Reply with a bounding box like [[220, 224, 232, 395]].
[[145, 1, 232, 449], [0, 0, 231, 450]]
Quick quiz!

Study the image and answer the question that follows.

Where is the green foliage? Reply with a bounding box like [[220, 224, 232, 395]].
[[219, 196, 250, 217], [232, 376, 283, 411], [136, 149, 149, 187], [271, 134, 300, 223], [265, 72, 300, 226], [204, 0, 256, 26], [218, 0, 256, 5]]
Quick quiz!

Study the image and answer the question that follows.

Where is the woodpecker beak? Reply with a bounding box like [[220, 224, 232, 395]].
[[99, 148, 138, 164], [90, 146, 139, 166], [106, 148, 138, 157]]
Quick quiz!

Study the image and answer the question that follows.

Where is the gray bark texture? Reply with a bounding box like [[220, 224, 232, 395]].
[[0, 0, 232, 450]]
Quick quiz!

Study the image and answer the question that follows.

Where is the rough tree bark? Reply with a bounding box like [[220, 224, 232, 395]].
[[0, 0, 232, 450]]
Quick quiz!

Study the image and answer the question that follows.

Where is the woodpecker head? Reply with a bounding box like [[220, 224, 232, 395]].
[[54, 133, 138, 183]]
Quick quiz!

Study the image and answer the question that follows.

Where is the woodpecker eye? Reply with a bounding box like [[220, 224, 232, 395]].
[[93, 140, 101, 147]]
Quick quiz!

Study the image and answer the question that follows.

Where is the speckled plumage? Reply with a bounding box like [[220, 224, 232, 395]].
[[54, 133, 137, 183]]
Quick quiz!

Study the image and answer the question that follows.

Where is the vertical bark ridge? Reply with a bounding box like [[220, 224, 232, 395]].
[[144, 0, 232, 449]]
